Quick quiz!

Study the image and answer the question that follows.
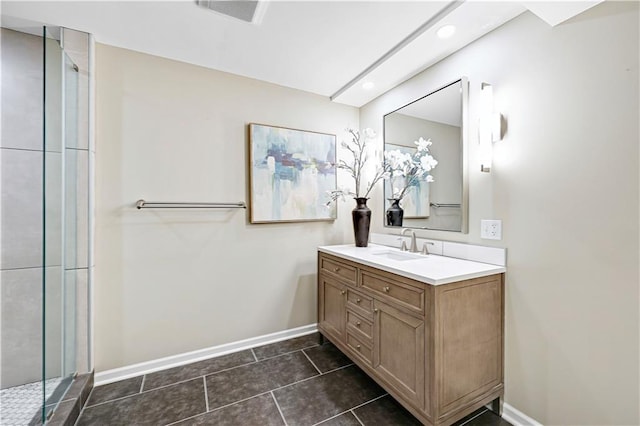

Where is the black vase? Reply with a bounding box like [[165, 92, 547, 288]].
[[386, 198, 404, 227], [352, 197, 371, 247]]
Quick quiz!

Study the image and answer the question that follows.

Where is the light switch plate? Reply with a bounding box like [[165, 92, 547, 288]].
[[481, 220, 502, 240]]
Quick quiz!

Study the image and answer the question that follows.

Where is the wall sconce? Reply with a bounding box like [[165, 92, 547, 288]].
[[479, 82, 504, 173]]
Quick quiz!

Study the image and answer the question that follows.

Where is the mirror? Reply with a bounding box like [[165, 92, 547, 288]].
[[383, 77, 468, 233]]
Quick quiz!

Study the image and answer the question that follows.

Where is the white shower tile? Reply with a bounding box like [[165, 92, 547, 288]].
[[44, 266, 63, 380], [1, 149, 43, 269], [73, 268, 89, 373], [0, 29, 43, 151], [65, 150, 89, 269], [45, 152, 64, 268], [0, 268, 43, 389]]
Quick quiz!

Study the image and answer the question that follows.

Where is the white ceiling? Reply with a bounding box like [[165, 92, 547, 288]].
[[391, 80, 462, 127], [1, 1, 604, 107]]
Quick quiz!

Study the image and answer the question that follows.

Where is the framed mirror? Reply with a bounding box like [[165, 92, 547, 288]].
[[383, 77, 468, 233]]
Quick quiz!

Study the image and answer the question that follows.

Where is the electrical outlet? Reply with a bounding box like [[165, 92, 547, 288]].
[[481, 219, 502, 240]]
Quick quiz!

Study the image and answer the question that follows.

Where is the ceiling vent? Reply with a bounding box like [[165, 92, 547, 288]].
[[196, 0, 266, 24]]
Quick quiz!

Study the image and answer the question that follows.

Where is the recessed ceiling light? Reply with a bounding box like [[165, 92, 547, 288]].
[[362, 81, 375, 90], [437, 25, 456, 39]]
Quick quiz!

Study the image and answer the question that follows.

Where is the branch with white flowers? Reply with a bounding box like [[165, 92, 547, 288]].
[[327, 128, 391, 204], [384, 137, 438, 201]]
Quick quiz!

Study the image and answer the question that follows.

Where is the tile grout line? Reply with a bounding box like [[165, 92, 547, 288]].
[[205, 391, 273, 416], [270, 391, 289, 426], [1, 265, 59, 272], [351, 410, 366, 426], [1, 146, 57, 153], [82, 391, 142, 409], [349, 393, 389, 413], [257, 343, 321, 362], [164, 407, 216, 426], [250, 348, 259, 362], [310, 393, 388, 426], [458, 408, 489, 426], [164, 391, 275, 426], [321, 362, 355, 376], [301, 349, 323, 375], [202, 377, 210, 412], [265, 362, 355, 393]]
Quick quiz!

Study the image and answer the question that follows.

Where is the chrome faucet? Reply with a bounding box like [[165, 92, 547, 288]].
[[400, 228, 418, 253]]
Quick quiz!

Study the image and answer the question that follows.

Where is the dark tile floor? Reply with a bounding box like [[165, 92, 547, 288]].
[[76, 333, 512, 426]]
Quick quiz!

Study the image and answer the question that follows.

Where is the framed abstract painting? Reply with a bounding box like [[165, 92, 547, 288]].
[[249, 123, 337, 223]]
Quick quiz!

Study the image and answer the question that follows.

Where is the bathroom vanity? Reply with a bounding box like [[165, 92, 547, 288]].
[[317, 244, 505, 426]]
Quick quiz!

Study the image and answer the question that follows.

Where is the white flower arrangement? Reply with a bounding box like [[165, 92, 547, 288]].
[[384, 137, 438, 201], [327, 128, 390, 204]]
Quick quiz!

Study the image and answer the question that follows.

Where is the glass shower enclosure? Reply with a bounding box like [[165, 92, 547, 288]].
[[0, 22, 92, 425], [41, 24, 92, 423]]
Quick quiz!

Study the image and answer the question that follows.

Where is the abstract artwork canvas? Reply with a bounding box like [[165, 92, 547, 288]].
[[249, 123, 337, 223]]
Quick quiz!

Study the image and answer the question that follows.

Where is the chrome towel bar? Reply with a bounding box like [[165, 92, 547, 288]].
[[430, 203, 461, 208], [136, 200, 246, 210]]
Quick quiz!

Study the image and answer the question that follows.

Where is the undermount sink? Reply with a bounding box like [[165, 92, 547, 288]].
[[371, 250, 424, 261]]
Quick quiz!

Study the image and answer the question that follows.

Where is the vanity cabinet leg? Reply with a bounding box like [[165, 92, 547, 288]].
[[490, 396, 503, 416]]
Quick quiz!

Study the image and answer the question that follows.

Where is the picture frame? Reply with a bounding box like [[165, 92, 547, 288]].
[[248, 123, 337, 223]]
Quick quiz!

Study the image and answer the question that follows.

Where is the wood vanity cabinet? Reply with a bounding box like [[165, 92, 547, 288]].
[[317, 252, 504, 426]]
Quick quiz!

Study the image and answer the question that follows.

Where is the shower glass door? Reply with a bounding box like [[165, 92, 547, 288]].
[[42, 25, 79, 422]]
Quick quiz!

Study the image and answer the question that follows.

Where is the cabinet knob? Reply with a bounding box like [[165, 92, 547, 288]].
[[340, 290, 346, 295], [356, 321, 361, 327], [356, 298, 361, 303], [356, 344, 361, 350], [374, 308, 379, 313], [383, 286, 390, 292], [334, 267, 340, 272]]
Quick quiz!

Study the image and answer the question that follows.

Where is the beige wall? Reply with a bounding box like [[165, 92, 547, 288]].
[[361, 2, 639, 424], [94, 44, 357, 371]]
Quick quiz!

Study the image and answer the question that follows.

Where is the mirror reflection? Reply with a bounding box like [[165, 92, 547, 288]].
[[383, 78, 468, 232]]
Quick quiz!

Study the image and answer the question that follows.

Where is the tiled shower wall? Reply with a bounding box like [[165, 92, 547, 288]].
[[1, 27, 47, 389], [0, 27, 91, 389]]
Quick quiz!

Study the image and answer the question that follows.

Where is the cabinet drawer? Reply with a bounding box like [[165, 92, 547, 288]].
[[361, 270, 425, 314], [347, 332, 372, 365], [320, 255, 357, 286], [347, 310, 373, 340], [347, 288, 373, 317]]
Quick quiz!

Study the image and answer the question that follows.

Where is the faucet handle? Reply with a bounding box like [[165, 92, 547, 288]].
[[401, 241, 408, 251], [421, 242, 434, 255]]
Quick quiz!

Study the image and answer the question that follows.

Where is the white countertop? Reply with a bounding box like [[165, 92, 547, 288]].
[[318, 244, 506, 285]]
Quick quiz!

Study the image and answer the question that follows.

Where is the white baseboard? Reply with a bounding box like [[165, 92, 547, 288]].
[[94, 324, 319, 386], [502, 403, 543, 426]]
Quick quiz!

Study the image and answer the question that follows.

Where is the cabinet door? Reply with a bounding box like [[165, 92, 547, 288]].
[[373, 300, 425, 408], [318, 276, 346, 341], [437, 278, 503, 414]]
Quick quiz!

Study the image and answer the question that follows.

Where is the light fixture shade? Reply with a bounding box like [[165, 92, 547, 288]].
[[491, 112, 503, 142], [479, 83, 493, 172]]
